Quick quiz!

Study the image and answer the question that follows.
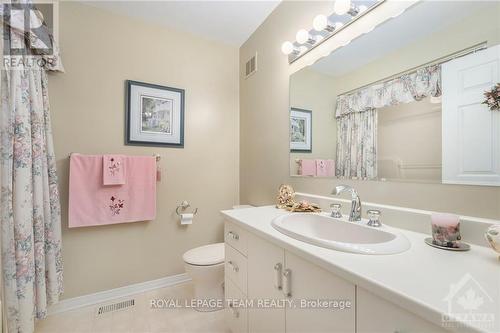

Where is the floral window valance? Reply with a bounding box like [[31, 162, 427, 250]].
[[335, 64, 441, 118]]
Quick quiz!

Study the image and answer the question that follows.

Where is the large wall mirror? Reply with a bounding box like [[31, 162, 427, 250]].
[[289, 1, 500, 186]]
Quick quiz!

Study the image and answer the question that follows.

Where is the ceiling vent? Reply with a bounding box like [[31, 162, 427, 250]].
[[245, 53, 257, 78]]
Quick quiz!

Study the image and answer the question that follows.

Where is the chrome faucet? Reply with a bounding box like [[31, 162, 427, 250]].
[[331, 185, 362, 222]]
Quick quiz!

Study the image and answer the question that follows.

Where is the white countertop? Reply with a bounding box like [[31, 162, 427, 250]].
[[221, 206, 500, 333]]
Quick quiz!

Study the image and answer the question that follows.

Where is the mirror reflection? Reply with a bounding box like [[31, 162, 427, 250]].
[[289, 1, 500, 186]]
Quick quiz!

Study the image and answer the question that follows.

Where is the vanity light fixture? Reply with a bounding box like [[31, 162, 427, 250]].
[[281, 0, 384, 62], [313, 15, 344, 33], [334, 0, 360, 17], [296, 29, 316, 45], [333, 0, 351, 15], [281, 41, 299, 55]]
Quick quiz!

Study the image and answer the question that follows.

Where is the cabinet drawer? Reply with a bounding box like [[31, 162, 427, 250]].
[[357, 287, 447, 333], [225, 221, 248, 256], [225, 244, 248, 294], [225, 279, 248, 333]]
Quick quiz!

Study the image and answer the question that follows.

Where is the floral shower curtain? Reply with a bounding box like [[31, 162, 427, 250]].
[[334, 64, 442, 179], [1, 3, 64, 332], [335, 109, 377, 179]]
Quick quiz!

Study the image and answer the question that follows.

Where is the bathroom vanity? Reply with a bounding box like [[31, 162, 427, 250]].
[[222, 205, 499, 333]]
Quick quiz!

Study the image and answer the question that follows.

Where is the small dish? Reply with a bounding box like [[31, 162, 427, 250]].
[[424, 237, 470, 251]]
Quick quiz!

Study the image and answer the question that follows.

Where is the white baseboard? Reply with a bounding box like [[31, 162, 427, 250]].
[[48, 273, 191, 315]]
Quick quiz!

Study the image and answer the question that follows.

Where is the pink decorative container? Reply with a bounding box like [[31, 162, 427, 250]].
[[430, 213, 461, 248]]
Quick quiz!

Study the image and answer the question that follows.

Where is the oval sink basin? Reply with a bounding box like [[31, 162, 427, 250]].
[[271, 213, 410, 255]]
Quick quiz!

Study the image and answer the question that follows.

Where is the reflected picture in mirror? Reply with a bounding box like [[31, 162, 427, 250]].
[[289, 0, 500, 186], [290, 108, 312, 153]]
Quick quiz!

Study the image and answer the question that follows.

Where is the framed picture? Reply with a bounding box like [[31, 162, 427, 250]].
[[125, 80, 185, 147], [290, 108, 312, 152]]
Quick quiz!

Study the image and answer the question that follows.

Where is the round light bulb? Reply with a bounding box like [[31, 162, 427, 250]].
[[281, 41, 294, 55], [313, 14, 328, 32], [334, 0, 352, 15], [334, 22, 344, 30], [296, 29, 310, 44]]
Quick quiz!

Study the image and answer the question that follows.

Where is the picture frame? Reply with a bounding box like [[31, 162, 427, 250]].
[[290, 108, 312, 152], [125, 80, 185, 148]]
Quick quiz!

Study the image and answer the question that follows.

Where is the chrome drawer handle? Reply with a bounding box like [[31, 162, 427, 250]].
[[227, 231, 239, 240], [227, 260, 239, 272], [274, 263, 283, 290], [228, 301, 239, 318], [283, 269, 292, 297]]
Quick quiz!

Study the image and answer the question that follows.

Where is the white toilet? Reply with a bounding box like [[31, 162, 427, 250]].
[[183, 242, 225, 312]]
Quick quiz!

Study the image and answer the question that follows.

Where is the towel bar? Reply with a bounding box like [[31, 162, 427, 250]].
[[67, 153, 161, 162]]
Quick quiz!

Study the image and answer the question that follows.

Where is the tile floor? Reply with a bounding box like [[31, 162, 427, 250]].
[[35, 282, 228, 333]]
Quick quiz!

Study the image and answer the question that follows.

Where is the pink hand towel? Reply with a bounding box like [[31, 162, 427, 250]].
[[103, 155, 125, 185], [299, 159, 316, 176], [69, 154, 156, 228], [316, 159, 335, 177]]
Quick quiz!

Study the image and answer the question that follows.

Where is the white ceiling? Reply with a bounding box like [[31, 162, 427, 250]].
[[84, 1, 281, 46], [311, 1, 496, 77]]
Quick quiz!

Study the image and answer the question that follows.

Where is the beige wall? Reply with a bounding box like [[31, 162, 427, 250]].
[[240, 1, 500, 219], [49, 2, 239, 299], [289, 68, 337, 175], [378, 98, 442, 182]]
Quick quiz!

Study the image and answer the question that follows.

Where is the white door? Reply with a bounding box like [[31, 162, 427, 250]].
[[442, 45, 500, 186], [247, 233, 285, 333]]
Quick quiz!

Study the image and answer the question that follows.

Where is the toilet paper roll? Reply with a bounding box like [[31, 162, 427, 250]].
[[180, 213, 194, 225]]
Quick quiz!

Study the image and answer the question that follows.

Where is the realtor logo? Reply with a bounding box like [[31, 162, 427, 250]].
[[2, 2, 54, 56], [442, 273, 496, 329]]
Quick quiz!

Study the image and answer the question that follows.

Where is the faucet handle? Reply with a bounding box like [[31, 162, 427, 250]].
[[330, 203, 342, 218], [367, 209, 382, 227]]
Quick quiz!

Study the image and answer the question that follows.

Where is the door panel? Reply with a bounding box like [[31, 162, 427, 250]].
[[247, 233, 285, 333], [357, 287, 447, 333], [285, 251, 355, 333], [442, 45, 500, 185]]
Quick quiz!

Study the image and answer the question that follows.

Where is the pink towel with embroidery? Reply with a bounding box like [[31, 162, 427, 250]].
[[69, 154, 156, 228], [316, 159, 335, 177], [299, 159, 316, 176], [103, 155, 126, 185]]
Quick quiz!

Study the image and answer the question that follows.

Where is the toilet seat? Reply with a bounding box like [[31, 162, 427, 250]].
[[183, 243, 224, 266]]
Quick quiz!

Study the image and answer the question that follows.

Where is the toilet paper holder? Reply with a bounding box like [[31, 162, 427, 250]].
[[176, 201, 198, 216]]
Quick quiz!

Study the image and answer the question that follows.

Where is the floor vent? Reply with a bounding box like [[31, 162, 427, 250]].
[[245, 53, 257, 78], [97, 299, 135, 315]]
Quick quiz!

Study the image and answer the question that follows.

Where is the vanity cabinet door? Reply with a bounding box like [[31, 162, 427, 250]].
[[357, 287, 447, 333], [284, 251, 356, 333], [247, 233, 285, 333], [225, 278, 248, 333]]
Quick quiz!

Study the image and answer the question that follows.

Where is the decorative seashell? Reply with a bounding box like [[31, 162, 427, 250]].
[[276, 184, 296, 208], [484, 224, 500, 259]]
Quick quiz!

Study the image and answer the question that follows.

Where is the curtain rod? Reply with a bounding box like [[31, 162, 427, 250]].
[[339, 42, 488, 97]]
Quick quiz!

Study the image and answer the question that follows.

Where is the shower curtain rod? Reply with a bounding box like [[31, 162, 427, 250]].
[[339, 42, 488, 97]]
